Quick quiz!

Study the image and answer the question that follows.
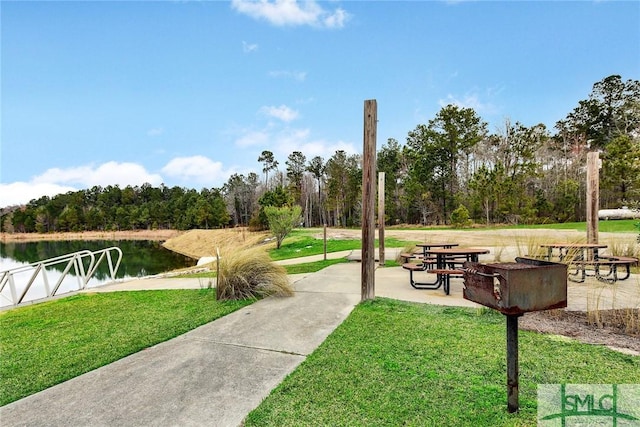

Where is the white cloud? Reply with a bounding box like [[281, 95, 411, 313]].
[[268, 70, 307, 82], [0, 182, 77, 207], [33, 162, 163, 188], [231, 0, 349, 28], [161, 155, 232, 185], [323, 7, 348, 29], [235, 130, 269, 148], [227, 124, 361, 178], [438, 93, 499, 115], [281, 136, 358, 159], [242, 41, 258, 53], [260, 105, 300, 122], [0, 162, 164, 207], [276, 127, 358, 158], [273, 128, 311, 151]]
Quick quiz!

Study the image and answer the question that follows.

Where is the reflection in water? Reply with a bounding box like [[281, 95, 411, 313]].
[[0, 240, 196, 306]]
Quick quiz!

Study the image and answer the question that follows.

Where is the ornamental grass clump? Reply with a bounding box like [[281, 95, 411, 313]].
[[395, 243, 418, 263], [216, 248, 293, 301]]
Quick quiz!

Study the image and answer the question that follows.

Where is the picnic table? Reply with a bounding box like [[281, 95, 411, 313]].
[[400, 243, 458, 264], [415, 242, 459, 255], [539, 243, 637, 283], [540, 243, 607, 262], [403, 247, 489, 295]]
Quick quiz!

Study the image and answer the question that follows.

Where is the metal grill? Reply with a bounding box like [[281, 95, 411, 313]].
[[463, 257, 567, 315], [462, 257, 568, 413]]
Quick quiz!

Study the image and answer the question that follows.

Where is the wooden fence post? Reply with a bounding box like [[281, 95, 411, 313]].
[[378, 172, 385, 266], [586, 152, 599, 244], [215, 247, 221, 299], [362, 100, 377, 301], [323, 224, 327, 261]]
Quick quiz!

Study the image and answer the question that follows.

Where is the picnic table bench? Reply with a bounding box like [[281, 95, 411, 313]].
[[402, 247, 489, 295], [399, 252, 423, 263], [568, 255, 637, 283], [538, 243, 637, 283]]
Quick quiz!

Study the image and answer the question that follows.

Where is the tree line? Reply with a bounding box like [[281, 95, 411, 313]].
[[2, 75, 639, 233]]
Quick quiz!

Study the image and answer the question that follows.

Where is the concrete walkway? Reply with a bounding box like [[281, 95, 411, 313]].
[[2, 256, 638, 426]]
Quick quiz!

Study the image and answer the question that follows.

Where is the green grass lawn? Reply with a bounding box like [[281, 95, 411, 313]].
[[339, 219, 639, 234], [268, 230, 415, 261], [4, 223, 637, 417], [511, 219, 638, 233], [176, 258, 399, 277], [0, 290, 253, 406], [283, 258, 398, 273], [281, 258, 350, 274], [3, 295, 638, 423], [245, 299, 640, 426]]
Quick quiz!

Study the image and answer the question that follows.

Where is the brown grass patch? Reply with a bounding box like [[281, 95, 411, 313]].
[[0, 230, 180, 243], [162, 228, 272, 259]]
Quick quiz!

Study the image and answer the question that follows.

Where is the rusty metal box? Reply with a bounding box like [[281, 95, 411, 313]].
[[463, 257, 567, 315]]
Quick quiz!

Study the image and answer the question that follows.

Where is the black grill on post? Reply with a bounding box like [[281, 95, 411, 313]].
[[463, 257, 568, 413]]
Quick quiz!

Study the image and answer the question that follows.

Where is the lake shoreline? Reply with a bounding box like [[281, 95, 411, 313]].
[[1, 230, 182, 243]]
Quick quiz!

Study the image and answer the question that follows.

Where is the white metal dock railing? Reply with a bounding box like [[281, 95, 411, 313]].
[[0, 247, 123, 307]]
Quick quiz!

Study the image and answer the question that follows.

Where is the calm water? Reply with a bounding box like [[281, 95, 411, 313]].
[[0, 240, 196, 306]]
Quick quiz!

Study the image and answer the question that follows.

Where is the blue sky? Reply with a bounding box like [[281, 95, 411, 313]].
[[1, 0, 639, 207]]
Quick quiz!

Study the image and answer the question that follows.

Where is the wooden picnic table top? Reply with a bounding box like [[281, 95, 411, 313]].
[[415, 243, 459, 248], [424, 247, 490, 256]]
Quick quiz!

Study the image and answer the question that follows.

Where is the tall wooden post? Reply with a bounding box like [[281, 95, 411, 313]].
[[323, 224, 327, 261], [378, 172, 386, 266], [215, 247, 221, 299], [586, 152, 600, 244], [362, 100, 377, 301]]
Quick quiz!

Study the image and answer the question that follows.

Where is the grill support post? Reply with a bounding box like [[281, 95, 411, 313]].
[[464, 260, 567, 414], [506, 314, 521, 413]]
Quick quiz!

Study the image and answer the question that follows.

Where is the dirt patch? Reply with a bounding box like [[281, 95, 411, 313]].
[[519, 309, 640, 355], [315, 227, 633, 249]]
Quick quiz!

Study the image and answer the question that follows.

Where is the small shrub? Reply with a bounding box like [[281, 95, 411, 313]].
[[450, 204, 472, 228], [265, 205, 302, 249], [216, 248, 294, 300]]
